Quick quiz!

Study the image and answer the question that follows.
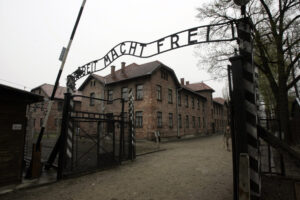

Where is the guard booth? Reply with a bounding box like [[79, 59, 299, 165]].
[[0, 84, 43, 187]]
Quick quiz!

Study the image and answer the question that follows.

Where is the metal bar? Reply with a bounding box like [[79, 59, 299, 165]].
[[227, 64, 238, 200], [35, 0, 87, 150], [57, 92, 71, 180], [121, 99, 125, 160], [97, 121, 100, 168]]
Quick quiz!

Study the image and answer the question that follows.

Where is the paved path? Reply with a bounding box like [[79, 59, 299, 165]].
[[2, 134, 233, 200]]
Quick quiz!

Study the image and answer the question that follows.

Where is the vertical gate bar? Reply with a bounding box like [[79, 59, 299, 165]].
[[230, 55, 246, 199], [57, 92, 71, 180], [76, 122, 79, 168], [121, 99, 125, 159], [113, 121, 115, 161], [278, 121, 285, 176], [227, 64, 238, 200], [97, 121, 100, 168]]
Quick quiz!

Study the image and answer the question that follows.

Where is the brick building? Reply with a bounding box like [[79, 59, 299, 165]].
[[29, 84, 81, 136], [213, 97, 229, 134], [78, 60, 228, 139], [29, 61, 228, 140]]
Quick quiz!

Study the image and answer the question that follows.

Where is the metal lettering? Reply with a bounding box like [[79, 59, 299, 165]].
[[104, 55, 111, 67], [129, 42, 138, 55], [120, 42, 126, 54], [157, 38, 165, 53], [110, 48, 119, 60], [71, 21, 237, 81], [188, 27, 198, 45], [139, 43, 146, 57], [170, 34, 179, 49]]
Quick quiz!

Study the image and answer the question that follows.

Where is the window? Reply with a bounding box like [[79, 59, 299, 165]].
[[192, 116, 195, 128], [108, 90, 113, 103], [157, 85, 162, 101], [197, 98, 200, 110], [136, 84, 143, 100], [203, 118, 206, 128], [57, 101, 63, 111], [169, 113, 173, 128], [90, 92, 95, 106], [157, 112, 162, 128], [198, 117, 201, 127], [33, 119, 36, 127], [178, 92, 181, 106], [90, 80, 95, 87], [122, 112, 128, 128], [40, 118, 43, 127], [185, 115, 189, 128], [121, 87, 128, 101], [168, 89, 173, 104], [161, 69, 168, 80], [135, 111, 143, 128], [202, 102, 205, 113], [185, 95, 189, 107], [192, 97, 195, 109], [178, 114, 182, 128]]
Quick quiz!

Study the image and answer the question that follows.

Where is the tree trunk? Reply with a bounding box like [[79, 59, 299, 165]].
[[276, 82, 292, 144]]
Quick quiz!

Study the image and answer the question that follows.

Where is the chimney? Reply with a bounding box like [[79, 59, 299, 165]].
[[186, 81, 189, 85], [111, 65, 116, 77], [180, 78, 185, 85], [121, 62, 126, 74]]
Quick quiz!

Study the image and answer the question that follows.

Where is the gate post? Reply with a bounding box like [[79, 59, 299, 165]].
[[57, 92, 71, 180], [128, 89, 136, 160], [57, 75, 75, 179], [230, 18, 260, 200]]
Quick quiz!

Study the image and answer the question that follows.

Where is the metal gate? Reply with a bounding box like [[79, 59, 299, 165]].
[[56, 94, 134, 178]]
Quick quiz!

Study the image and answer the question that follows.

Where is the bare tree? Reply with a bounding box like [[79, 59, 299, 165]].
[[196, 0, 300, 144]]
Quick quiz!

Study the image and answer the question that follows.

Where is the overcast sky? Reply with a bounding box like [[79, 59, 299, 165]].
[[0, 0, 230, 97]]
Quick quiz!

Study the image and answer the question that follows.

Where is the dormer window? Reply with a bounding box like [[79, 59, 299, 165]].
[[161, 69, 168, 80]]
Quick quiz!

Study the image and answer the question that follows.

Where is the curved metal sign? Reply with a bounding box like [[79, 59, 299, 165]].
[[71, 20, 237, 81]]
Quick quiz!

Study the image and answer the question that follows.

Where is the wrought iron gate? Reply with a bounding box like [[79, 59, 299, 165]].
[[57, 94, 134, 178]]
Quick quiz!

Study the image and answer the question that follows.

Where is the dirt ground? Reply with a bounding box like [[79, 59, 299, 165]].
[[2, 134, 233, 200]]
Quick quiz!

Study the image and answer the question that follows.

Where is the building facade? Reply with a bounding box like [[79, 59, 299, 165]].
[[29, 61, 228, 140], [29, 84, 81, 136], [78, 61, 228, 139]]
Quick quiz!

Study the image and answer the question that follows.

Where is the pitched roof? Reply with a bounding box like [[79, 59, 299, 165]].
[[106, 61, 171, 84], [1, 84, 43, 104], [79, 60, 180, 90], [213, 97, 226, 105], [181, 85, 207, 100], [31, 83, 82, 101], [185, 82, 215, 92]]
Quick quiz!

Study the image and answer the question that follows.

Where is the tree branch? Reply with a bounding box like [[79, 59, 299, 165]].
[[287, 75, 300, 90]]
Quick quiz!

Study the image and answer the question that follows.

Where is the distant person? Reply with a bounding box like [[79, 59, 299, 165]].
[[224, 125, 231, 151]]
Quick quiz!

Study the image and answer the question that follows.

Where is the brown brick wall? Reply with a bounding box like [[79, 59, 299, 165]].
[[77, 68, 225, 140]]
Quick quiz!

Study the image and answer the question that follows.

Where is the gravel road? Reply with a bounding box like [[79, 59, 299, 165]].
[[2, 134, 233, 200]]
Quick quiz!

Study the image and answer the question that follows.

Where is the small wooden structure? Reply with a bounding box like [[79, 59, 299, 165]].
[[0, 84, 43, 186]]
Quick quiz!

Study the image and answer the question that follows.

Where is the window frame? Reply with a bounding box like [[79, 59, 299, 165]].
[[169, 113, 173, 128], [135, 111, 143, 128], [157, 85, 162, 101], [136, 84, 143, 100], [121, 87, 128, 101], [178, 114, 182, 128], [168, 89, 173, 104], [185, 115, 189, 128], [107, 90, 113, 104], [90, 92, 95, 106], [157, 111, 162, 128]]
